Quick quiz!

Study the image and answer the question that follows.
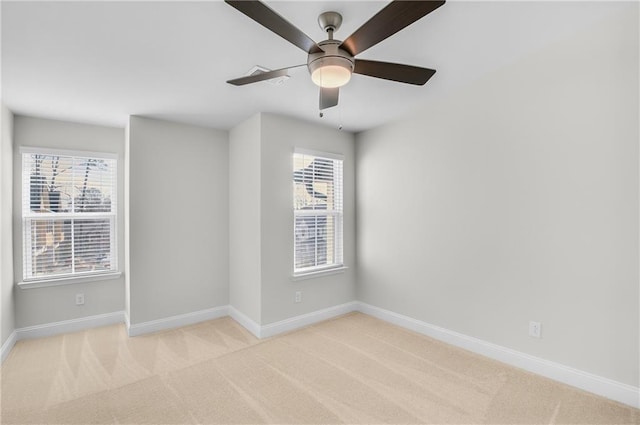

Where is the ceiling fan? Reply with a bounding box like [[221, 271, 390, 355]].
[[225, 0, 445, 111]]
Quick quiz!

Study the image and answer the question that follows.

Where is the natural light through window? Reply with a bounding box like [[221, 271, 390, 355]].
[[21, 148, 117, 282], [293, 150, 343, 275]]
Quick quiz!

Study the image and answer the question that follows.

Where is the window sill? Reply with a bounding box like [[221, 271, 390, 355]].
[[17, 272, 122, 289], [291, 266, 348, 281]]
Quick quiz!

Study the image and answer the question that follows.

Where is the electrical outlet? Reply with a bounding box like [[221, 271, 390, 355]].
[[529, 321, 541, 338], [75, 293, 85, 306], [295, 291, 302, 303]]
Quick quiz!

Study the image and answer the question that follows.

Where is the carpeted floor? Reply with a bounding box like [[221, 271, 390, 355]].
[[1, 312, 638, 424]]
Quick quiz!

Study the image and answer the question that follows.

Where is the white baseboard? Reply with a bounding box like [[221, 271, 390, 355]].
[[356, 302, 640, 409], [260, 301, 358, 338], [3, 301, 637, 409], [16, 311, 126, 341], [127, 306, 229, 337], [1, 330, 17, 363], [124, 311, 131, 334], [228, 306, 261, 338]]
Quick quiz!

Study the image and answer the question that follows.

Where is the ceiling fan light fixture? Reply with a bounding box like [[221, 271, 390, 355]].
[[225, 1, 446, 109], [309, 56, 353, 88]]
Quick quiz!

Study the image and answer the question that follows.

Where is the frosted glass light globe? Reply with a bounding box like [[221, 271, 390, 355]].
[[311, 65, 352, 88]]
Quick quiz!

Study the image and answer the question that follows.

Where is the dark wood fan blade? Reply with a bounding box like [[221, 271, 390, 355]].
[[354, 59, 436, 85], [227, 65, 304, 86], [225, 0, 322, 54], [319, 87, 339, 110], [340, 0, 445, 56]]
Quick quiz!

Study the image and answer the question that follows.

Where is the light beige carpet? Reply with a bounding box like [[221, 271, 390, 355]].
[[1, 312, 638, 424]]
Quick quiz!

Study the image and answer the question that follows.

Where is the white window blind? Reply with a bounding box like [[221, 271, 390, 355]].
[[21, 150, 117, 281], [293, 151, 343, 274]]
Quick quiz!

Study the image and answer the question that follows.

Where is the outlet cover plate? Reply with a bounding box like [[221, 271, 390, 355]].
[[529, 321, 541, 338]]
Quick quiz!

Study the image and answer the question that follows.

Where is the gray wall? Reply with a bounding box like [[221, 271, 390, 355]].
[[356, 7, 639, 386], [260, 113, 356, 324], [127, 116, 229, 324], [124, 120, 131, 323], [228, 113, 357, 325], [1, 104, 15, 345], [229, 114, 262, 323], [12, 116, 125, 327]]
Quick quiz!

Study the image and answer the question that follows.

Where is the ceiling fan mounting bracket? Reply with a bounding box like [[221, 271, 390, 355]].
[[318, 11, 343, 34]]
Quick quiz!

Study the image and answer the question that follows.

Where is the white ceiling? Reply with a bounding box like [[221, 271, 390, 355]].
[[1, 1, 629, 133]]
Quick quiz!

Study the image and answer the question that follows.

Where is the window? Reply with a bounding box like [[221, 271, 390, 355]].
[[21, 148, 117, 282], [293, 150, 343, 274]]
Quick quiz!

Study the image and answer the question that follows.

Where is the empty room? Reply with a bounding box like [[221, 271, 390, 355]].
[[0, 0, 638, 423]]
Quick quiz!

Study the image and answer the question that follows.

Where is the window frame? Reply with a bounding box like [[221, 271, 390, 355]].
[[19, 147, 119, 286], [292, 148, 344, 277]]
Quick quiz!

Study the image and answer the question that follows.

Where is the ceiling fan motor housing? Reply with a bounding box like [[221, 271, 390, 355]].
[[307, 40, 355, 88]]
